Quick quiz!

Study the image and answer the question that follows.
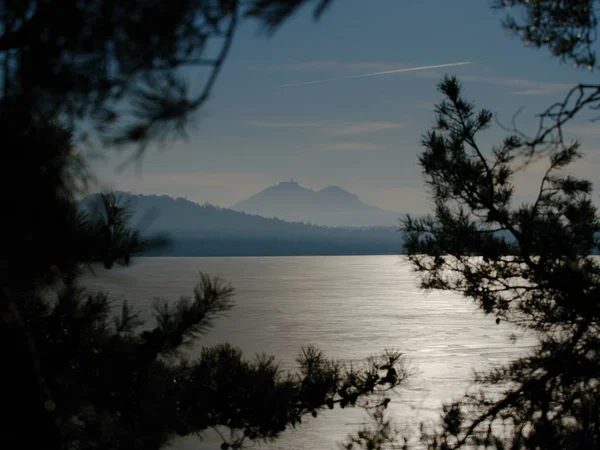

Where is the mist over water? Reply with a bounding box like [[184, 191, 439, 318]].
[[81, 256, 535, 449]]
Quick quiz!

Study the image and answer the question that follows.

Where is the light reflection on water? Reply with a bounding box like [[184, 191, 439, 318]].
[[81, 255, 535, 449]]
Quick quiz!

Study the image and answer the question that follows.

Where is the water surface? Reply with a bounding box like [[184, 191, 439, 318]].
[[81, 256, 534, 449]]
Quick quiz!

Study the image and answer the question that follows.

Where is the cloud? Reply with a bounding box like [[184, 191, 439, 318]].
[[563, 123, 600, 139], [262, 59, 566, 96], [492, 78, 572, 96], [245, 120, 404, 136], [244, 120, 403, 151], [244, 120, 318, 128], [270, 61, 396, 73], [359, 186, 432, 214], [329, 121, 404, 136], [276, 61, 473, 88], [99, 171, 283, 207], [416, 71, 572, 96], [318, 142, 387, 151], [507, 150, 600, 204], [570, 147, 600, 170], [133, 172, 274, 189]]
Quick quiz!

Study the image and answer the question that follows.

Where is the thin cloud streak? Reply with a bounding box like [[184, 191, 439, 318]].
[[244, 120, 404, 136], [416, 71, 572, 96], [272, 61, 393, 72], [318, 142, 386, 151], [563, 124, 600, 139], [276, 61, 474, 88], [331, 121, 404, 136], [245, 120, 318, 128]]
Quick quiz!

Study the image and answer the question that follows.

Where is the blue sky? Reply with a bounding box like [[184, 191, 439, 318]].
[[91, 0, 600, 214]]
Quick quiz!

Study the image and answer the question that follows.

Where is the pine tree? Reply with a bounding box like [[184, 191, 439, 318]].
[[0, 1, 404, 449], [399, 2, 600, 447], [404, 76, 600, 449]]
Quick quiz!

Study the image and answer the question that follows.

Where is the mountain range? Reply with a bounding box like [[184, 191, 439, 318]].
[[232, 180, 400, 227], [79, 191, 404, 257]]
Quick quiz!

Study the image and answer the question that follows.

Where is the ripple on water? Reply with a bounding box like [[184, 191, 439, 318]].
[[80, 255, 535, 450]]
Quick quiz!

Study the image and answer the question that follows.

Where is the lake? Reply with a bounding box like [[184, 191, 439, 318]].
[[80, 255, 534, 449]]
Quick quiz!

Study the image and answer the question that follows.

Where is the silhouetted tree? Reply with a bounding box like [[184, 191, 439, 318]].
[[493, 0, 597, 68], [0, 1, 406, 449], [339, 3, 600, 448], [0, 0, 334, 159], [492, 0, 600, 156], [13, 1, 600, 448], [390, 2, 600, 448], [403, 76, 600, 449], [1, 112, 168, 448]]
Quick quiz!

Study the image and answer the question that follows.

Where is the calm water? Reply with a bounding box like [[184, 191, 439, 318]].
[[81, 256, 534, 449]]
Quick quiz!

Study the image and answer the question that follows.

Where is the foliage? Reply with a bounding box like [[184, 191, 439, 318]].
[[2, 114, 406, 449], [403, 75, 600, 449], [339, 400, 408, 450], [0, 0, 333, 159], [492, 0, 600, 159], [12, 266, 405, 450], [1, 110, 167, 448], [8, 0, 600, 449], [492, 0, 597, 68], [0, 108, 166, 285], [393, 3, 600, 448], [0, 2, 407, 449]]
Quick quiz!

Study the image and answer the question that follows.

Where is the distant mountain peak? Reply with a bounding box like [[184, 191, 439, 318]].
[[232, 181, 399, 227], [317, 185, 359, 199], [319, 185, 343, 193], [272, 179, 304, 189]]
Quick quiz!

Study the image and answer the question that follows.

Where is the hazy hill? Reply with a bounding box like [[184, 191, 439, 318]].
[[79, 192, 403, 256], [232, 180, 400, 227]]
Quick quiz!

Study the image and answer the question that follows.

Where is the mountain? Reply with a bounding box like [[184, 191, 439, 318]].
[[232, 180, 400, 227], [79, 192, 403, 256]]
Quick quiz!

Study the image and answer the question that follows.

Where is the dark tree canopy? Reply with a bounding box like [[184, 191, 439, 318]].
[[403, 76, 600, 449], [492, 1, 600, 160], [373, 2, 600, 448], [0, 0, 332, 157], [1, 103, 406, 450], [0, 2, 408, 450], [5, 1, 600, 449], [9, 262, 405, 449], [493, 0, 598, 68]]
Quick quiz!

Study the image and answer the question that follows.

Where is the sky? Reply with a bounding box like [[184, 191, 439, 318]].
[[90, 0, 600, 215]]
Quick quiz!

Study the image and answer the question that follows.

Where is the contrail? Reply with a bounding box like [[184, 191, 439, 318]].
[[276, 61, 474, 88]]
